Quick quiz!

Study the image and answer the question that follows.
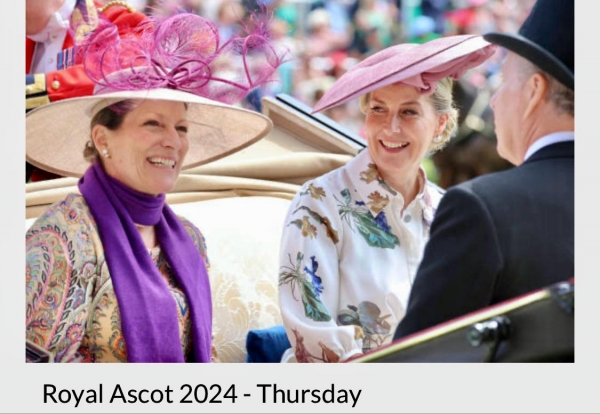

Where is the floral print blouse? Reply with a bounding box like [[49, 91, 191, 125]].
[[278, 149, 444, 362], [25, 193, 210, 362]]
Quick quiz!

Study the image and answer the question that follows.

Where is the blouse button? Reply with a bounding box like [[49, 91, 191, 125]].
[[403, 214, 412, 223]]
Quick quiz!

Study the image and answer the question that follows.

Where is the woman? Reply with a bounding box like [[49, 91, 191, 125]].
[[278, 35, 495, 362], [25, 12, 284, 362]]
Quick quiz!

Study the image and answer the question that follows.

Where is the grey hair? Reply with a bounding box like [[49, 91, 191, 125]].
[[517, 58, 574, 116]]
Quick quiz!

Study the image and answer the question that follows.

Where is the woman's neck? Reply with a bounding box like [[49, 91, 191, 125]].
[[380, 167, 422, 208], [136, 225, 158, 251]]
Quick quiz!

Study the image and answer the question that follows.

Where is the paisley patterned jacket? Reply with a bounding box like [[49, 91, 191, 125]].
[[25, 194, 210, 362]]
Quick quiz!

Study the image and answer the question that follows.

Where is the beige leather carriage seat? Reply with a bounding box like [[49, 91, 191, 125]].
[[25, 94, 363, 362]]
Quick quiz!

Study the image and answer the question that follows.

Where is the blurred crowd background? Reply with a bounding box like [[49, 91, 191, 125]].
[[98, 0, 536, 187]]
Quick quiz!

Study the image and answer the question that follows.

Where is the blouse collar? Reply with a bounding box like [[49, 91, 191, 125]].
[[347, 149, 442, 224]]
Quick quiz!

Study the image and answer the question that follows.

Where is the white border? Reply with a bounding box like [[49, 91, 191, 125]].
[[2, 1, 597, 413]]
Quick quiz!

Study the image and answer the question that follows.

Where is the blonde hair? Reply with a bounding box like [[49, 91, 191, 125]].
[[359, 77, 459, 152]]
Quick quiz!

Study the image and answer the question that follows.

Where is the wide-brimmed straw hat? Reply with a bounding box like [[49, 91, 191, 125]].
[[26, 88, 273, 177], [312, 34, 495, 113], [483, 0, 573, 90], [26, 12, 286, 178]]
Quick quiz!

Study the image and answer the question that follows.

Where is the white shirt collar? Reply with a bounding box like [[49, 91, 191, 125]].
[[524, 131, 574, 162], [27, 0, 77, 43], [347, 149, 436, 218]]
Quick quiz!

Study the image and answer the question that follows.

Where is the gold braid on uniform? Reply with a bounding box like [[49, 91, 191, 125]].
[[98, 0, 135, 13], [26, 74, 50, 111]]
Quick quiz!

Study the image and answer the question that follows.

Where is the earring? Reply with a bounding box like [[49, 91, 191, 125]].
[[101, 148, 110, 158], [433, 135, 443, 143]]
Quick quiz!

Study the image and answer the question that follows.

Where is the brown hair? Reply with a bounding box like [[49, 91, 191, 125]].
[[83, 100, 137, 162], [83, 100, 190, 162]]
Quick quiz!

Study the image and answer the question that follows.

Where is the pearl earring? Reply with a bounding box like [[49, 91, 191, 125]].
[[101, 149, 110, 158], [433, 135, 443, 143]]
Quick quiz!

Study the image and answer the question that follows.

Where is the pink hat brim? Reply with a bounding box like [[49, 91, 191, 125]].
[[312, 35, 496, 113]]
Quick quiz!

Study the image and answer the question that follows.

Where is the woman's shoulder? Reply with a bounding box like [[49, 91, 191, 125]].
[[177, 214, 202, 232], [298, 160, 354, 198], [49, 193, 90, 214], [176, 215, 203, 239], [176, 215, 209, 263], [426, 180, 446, 197], [424, 180, 446, 208], [27, 193, 92, 233]]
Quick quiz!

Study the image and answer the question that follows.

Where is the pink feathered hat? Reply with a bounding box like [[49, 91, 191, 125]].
[[26, 11, 288, 178], [312, 34, 495, 113]]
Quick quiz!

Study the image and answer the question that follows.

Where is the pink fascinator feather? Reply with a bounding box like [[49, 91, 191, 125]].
[[76, 10, 287, 104]]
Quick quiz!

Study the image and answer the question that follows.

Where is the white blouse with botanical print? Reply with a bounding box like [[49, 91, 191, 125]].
[[278, 149, 444, 362]]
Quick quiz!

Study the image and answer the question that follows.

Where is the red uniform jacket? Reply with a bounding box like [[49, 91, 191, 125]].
[[26, 1, 145, 103], [26, 1, 146, 181]]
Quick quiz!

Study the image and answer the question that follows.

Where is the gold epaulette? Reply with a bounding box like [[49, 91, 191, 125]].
[[26, 74, 46, 96], [26, 74, 50, 111], [98, 0, 135, 14]]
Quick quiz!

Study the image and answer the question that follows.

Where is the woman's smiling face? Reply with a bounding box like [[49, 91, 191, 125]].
[[95, 99, 189, 195], [364, 82, 446, 184]]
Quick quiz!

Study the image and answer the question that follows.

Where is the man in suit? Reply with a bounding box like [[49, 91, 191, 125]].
[[394, 0, 574, 339], [26, 0, 145, 181]]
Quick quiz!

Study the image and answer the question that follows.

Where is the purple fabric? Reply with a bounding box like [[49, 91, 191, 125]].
[[78, 161, 212, 362]]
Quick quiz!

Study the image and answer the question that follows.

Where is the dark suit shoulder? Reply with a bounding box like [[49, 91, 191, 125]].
[[455, 167, 521, 197], [452, 149, 573, 204]]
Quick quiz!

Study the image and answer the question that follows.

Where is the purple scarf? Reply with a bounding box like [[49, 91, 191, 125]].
[[78, 161, 212, 362]]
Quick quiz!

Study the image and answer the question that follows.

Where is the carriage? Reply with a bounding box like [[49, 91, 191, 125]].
[[25, 93, 574, 363]]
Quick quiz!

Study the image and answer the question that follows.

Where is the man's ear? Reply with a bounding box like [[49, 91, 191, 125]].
[[523, 72, 549, 119]]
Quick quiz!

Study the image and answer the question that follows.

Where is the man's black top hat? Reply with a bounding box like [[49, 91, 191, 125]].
[[484, 0, 574, 90]]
